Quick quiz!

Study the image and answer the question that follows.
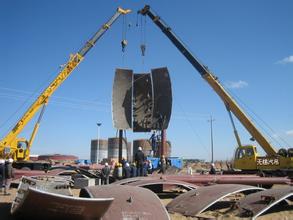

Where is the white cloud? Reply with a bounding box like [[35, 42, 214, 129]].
[[225, 80, 248, 89], [276, 55, 293, 64], [286, 130, 293, 136]]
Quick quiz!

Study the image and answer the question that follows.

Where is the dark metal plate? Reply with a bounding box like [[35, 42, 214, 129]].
[[237, 186, 293, 219], [150, 67, 172, 130], [166, 184, 263, 217], [133, 73, 153, 132], [112, 68, 133, 129]]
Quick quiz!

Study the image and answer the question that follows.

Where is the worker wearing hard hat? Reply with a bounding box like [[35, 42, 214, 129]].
[[123, 162, 131, 179], [135, 147, 145, 176], [209, 163, 216, 175], [101, 162, 110, 185]]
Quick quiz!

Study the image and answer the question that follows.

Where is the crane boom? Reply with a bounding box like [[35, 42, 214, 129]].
[[0, 7, 131, 161], [139, 5, 276, 156]]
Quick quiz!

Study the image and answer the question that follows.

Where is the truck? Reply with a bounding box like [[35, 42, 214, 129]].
[[0, 7, 131, 168], [139, 5, 293, 176]]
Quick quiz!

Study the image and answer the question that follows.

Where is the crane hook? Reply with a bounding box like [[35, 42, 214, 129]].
[[121, 39, 128, 52], [140, 44, 146, 56]]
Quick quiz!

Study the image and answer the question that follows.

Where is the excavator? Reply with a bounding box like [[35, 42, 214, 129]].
[[139, 5, 293, 176], [0, 7, 131, 169]]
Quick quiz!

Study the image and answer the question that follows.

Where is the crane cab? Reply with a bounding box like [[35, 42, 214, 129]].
[[234, 145, 293, 172], [15, 139, 29, 160], [6, 138, 30, 161], [233, 145, 258, 170]]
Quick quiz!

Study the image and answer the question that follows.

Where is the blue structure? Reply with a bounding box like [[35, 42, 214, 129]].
[[147, 157, 182, 169], [75, 159, 92, 165]]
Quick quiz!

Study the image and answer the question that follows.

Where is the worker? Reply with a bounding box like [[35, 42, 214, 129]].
[[149, 131, 158, 153], [130, 163, 137, 177], [123, 162, 131, 179], [156, 112, 164, 129], [187, 165, 193, 175], [209, 163, 216, 175], [143, 160, 148, 176], [147, 160, 153, 174], [101, 162, 110, 185], [226, 161, 232, 171], [0, 159, 5, 193], [117, 163, 123, 179], [113, 163, 119, 180], [135, 147, 145, 176], [166, 158, 172, 168], [4, 158, 14, 195], [159, 155, 166, 174], [121, 157, 127, 168]]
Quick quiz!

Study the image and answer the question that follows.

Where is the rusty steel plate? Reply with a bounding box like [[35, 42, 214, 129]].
[[163, 174, 292, 186], [133, 73, 153, 132], [80, 185, 170, 220], [166, 184, 263, 217], [237, 186, 293, 219], [113, 177, 197, 193], [11, 186, 113, 220]]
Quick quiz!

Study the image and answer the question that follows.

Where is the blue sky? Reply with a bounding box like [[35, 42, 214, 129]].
[[0, 0, 292, 160]]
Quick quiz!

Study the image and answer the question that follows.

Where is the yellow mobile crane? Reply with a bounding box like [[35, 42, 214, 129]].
[[0, 8, 131, 165], [139, 5, 293, 175]]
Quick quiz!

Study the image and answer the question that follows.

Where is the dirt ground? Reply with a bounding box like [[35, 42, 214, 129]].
[[0, 188, 16, 220], [1, 185, 293, 220]]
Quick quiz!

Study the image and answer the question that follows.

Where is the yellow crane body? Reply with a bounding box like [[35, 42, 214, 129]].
[[0, 7, 131, 162]]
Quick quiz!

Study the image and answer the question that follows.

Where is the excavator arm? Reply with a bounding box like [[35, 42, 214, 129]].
[[0, 7, 131, 161], [138, 5, 277, 156]]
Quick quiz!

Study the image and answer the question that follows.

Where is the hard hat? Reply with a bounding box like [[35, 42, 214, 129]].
[[211, 163, 215, 166], [138, 147, 142, 151], [125, 162, 129, 167], [105, 162, 108, 166], [0, 159, 5, 164], [8, 158, 14, 163]]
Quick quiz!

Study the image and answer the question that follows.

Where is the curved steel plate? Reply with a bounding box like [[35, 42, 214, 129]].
[[11, 183, 113, 220], [151, 67, 172, 130], [80, 185, 170, 220], [112, 176, 158, 185], [112, 68, 133, 129], [237, 186, 293, 219], [166, 184, 264, 217], [133, 73, 153, 132]]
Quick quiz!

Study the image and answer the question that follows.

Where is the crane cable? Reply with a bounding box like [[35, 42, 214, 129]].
[[140, 14, 146, 57], [136, 13, 147, 71], [0, 64, 63, 138], [225, 85, 291, 148], [121, 14, 128, 55]]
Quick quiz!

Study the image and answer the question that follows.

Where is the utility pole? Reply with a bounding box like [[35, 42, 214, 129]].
[[96, 122, 102, 163], [118, 129, 123, 163], [208, 116, 215, 163]]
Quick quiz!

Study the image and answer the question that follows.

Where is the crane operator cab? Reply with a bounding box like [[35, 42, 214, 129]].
[[234, 145, 258, 170], [8, 138, 29, 161]]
